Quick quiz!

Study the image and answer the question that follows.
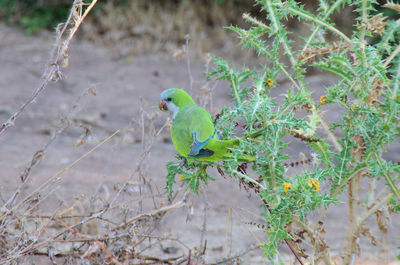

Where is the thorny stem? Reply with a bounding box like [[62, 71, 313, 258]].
[[238, 1, 397, 263], [358, 185, 399, 226], [287, 5, 351, 44], [240, 8, 343, 152], [262, 200, 305, 265], [347, 14, 373, 254], [242, 13, 271, 31], [343, 2, 398, 261], [360, 0, 368, 68], [232, 79, 242, 106], [374, 153, 400, 200], [239, 29, 302, 91], [269, 127, 285, 192], [345, 182, 400, 265], [383, 41, 400, 68], [391, 52, 400, 99], [235, 168, 305, 265], [301, 0, 348, 55], [315, 167, 368, 226], [233, 170, 266, 190], [319, 114, 342, 152], [265, 0, 297, 66], [358, 0, 369, 93]]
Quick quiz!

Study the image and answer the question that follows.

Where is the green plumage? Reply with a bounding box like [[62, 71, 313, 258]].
[[160, 88, 255, 162]]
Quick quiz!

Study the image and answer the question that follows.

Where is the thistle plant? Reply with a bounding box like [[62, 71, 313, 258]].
[[165, 0, 400, 263]]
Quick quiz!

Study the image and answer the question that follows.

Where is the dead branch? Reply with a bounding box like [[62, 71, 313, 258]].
[[0, 0, 98, 136], [0, 130, 119, 220], [112, 191, 189, 231], [58, 218, 124, 265]]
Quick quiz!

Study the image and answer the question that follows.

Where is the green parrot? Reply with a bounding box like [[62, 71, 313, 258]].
[[159, 88, 255, 162]]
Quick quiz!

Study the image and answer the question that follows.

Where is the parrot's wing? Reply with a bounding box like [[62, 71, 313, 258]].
[[187, 107, 216, 158], [190, 148, 214, 158], [172, 105, 216, 158], [189, 131, 215, 157]]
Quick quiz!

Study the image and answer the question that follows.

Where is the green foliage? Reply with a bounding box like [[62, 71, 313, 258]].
[[398, 245, 400, 260], [0, 0, 70, 34], [163, 0, 400, 262], [19, 6, 70, 35], [0, 0, 15, 21], [0, 0, 254, 34], [165, 160, 216, 197]]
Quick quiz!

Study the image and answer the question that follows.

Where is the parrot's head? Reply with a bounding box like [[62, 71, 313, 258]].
[[159, 88, 196, 118]]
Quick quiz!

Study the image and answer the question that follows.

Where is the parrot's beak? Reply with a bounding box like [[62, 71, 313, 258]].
[[159, 101, 168, 111]]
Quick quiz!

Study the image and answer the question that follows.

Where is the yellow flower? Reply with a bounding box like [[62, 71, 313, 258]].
[[320, 96, 327, 105], [267, 79, 274, 87], [179, 174, 185, 180], [283, 182, 292, 193], [308, 178, 320, 191]]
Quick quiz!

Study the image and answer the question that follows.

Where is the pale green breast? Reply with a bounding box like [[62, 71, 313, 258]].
[[171, 105, 215, 158]]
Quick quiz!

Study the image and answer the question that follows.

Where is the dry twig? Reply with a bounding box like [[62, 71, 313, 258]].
[[0, 0, 98, 136]]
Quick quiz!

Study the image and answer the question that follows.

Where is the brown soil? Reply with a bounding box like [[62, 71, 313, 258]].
[[0, 24, 399, 264]]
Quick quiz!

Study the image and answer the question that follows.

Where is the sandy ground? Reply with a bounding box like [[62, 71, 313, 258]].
[[0, 24, 399, 264]]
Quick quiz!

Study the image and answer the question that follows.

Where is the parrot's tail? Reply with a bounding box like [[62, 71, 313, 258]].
[[213, 138, 256, 162]]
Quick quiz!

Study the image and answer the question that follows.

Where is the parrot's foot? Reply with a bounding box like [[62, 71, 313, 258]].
[[179, 157, 187, 167]]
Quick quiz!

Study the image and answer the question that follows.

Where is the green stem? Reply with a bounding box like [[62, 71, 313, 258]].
[[240, 29, 302, 91], [391, 53, 400, 99], [242, 13, 271, 31], [301, 0, 348, 54], [358, 189, 396, 226], [315, 166, 368, 225], [242, 2, 343, 152], [265, 0, 296, 66], [319, 115, 342, 152], [234, 170, 266, 190], [287, 6, 351, 44], [374, 153, 400, 200], [383, 41, 400, 68], [360, 0, 368, 68], [232, 82, 242, 106]]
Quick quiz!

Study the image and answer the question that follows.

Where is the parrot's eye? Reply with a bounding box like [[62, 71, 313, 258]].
[[166, 97, 172, 102]]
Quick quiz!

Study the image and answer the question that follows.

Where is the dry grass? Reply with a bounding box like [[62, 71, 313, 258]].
[[81, 0, 257, 60], [78, 0, 357, 64], [0, 1, 253, 262], [0, 1, 209, 264]]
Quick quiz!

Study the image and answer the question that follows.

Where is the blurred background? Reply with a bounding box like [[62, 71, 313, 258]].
[[1, 0, 399, 61]]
